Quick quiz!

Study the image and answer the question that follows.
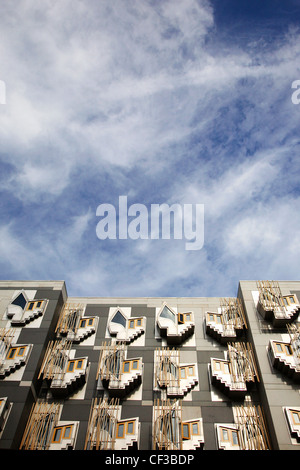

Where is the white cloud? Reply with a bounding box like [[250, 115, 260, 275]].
[[0, 1, 300, 297]]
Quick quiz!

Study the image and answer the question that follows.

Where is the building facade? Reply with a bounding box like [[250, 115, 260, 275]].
[[0, 279, 299, 451]]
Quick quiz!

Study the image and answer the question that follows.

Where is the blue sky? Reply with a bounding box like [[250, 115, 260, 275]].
[[0, 0, 300, 298]]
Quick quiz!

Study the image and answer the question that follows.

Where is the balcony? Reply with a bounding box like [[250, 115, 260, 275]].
[[20, 401, 79, 450], [84, 398, 140, 450], [154, 348, 198, 398], [56, 303, 98, 344], [38, 339, 88, 397], [284, 407, 300, 442], [268, 325, 300, 382], [5, 291, 48, 327], [210, 342, 259, 399], [216, 400, 270, 450], [152, 399, 204, 450], [107, 307, 145, 344], [0, 328, 32, 379], [156, 303, 194, 345], [256, 281, 300, 327], [206, 298, 247, 344], [97, 341, 143, 398]]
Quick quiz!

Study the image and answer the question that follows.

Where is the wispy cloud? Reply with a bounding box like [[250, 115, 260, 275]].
[[0, 0, 300, 297]]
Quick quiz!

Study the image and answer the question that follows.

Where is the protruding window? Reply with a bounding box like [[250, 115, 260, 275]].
[[156, 303, 195, 345], [111, 310, 127, 328], [11, 293, 27, 310], [84, 398, 140, 450]]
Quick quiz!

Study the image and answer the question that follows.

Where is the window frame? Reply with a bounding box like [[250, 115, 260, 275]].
[[220, 427, 239, 447], [181, 421, 200, 440], [179, 365, 195, 379], [282, 295, 297, 307], [79, 318, 94, 328], [213, 359, 230, 374], [128, 318, 143, 329], [26, 300, 43, 311], [291, 409, 300, 425], [122, 359, 139, 373], [51, 424, 73, 444], [67, 359, 85, 373], [116, 420, 135, 438], [178, 312, 192, 324], [207, 313, 222, 324], [7, 346, 27, 360], [274, 342, 293, 356]]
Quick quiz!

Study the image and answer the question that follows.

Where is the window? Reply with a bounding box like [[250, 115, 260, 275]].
[[51, 425, 73, 443], [274, 342, 293, 355], [7, 346, 27, 359], [123, 360, 139, 373], [213, 360, 230, 374], [220, 427, 239, 446], [160, 306, 176, 323], [178, 312, 192, 324], [116, 421, 135, 438], [181, 421, 200, 440], [26, 300, 43, 311], [79, 318, 94, 328], [291, 410, 300, 425], [179, 366, 195, 379], [67, 359, 84, 372], [207, 313, 222, 324], [128, 318, 143, 329], [111, 310, 127, 328], [11, 293, 27, 310], [282, 295, 297, 306]]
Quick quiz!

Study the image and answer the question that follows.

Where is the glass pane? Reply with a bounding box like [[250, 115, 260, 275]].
[[127, 422, 134, 434], [53, 428, 62, 443], [222, 429, 229, 441], [192, 422, 198, 435], [129, 320, 134, 328], [132, 361, 138, 369], [80, 320, 86, 328], [123, 362, 130, 372], [28, 302, 34, 310], [111, 310, 127, 328], [182, 424, 189, 438], [76, 360, 83, 369], [7, 348, 16, 359], [117, 424, 124, 438], [292, 411, 300, 424], [232, 431, 238, 445], [160, 306, 176, 323], [68, 361, 75, 372], [12, 293, 27, 309], [180, 368, 186, 379], [63, 426, 72, 438]]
